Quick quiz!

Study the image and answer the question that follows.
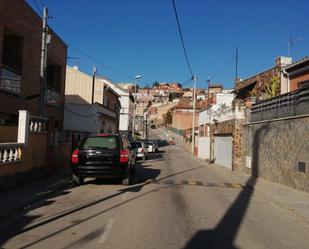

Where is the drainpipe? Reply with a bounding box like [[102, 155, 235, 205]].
[[282, 69, 290, 93]]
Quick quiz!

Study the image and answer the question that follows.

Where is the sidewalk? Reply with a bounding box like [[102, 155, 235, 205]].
[[165, 128, 309, 225], [0, 171, 72, 223], [196, 156, 309, 225]]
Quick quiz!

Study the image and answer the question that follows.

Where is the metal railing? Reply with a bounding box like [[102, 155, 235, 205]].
[[0, 65, 21, 95], [251, 85, 309, 122]]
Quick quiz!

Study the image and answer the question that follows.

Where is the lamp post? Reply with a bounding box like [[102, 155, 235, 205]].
[[132, 75, 142, 140]]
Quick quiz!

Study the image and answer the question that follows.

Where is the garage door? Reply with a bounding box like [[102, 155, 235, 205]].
[[214, 135, 233, 169]]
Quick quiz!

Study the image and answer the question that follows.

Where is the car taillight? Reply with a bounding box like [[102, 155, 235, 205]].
[[71, 149, 79, 165], [120, 150, 129, 163]]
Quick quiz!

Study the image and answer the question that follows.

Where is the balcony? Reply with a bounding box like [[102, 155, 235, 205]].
[[0, 65, 21, 95]]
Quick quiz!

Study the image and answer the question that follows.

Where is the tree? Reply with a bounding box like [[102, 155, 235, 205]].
[[153, 81, 159, 88], [163, 111, 173, 127], [265, 76, 280, 99]]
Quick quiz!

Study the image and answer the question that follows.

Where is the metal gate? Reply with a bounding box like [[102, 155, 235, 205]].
[[214, 135, 233, 169]]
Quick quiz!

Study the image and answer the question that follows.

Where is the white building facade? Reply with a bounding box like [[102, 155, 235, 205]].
[[101, 81, 134, 135]]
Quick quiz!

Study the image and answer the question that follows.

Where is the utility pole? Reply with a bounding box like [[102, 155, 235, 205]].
[[39, 7, 49, 116], [145, 112, 148, 140], [91, 66, 97, 105], [207, 78, 211, 106], [235, 47, 238, 89], [191, 75, 197, 153], [132, 75, 142, 140], [132, 82, 136, 139]]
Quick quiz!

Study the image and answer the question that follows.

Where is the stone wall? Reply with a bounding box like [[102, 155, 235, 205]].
[[211, 119, 243, 170], [242, 117, 309, 192]]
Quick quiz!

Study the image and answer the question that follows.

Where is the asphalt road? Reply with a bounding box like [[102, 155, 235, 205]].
[[1, 128, 309, 249]]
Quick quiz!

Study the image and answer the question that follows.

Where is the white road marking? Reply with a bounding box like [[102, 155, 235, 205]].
[[99, 218, 115, 244]]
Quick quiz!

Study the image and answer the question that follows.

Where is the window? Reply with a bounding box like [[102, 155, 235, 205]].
[[104, 96, 110, 108], [2, 35, 23, 73], [81, 136, 118, 150], [47, 65, 62, 91]]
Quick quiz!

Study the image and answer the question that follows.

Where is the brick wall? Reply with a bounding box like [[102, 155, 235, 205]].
[[172, 111, 199, 130], [290, 73, 309, 91], [0, 0, 67, 126]]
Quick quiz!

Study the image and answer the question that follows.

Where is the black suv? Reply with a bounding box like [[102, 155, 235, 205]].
[[71, 134, 136, 185]]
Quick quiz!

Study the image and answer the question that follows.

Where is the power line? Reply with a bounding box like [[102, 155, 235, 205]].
[[47, 92, 100, 118], [209, 55, 236, 81], [171, 0, 194, 78], [68, 44, 136, 82], [38, 0, 46, 7], [32, 0, 43, 16], [43, 11, 145, 84]]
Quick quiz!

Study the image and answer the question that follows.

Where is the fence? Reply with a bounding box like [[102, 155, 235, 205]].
[[251, 85, 309, 122]]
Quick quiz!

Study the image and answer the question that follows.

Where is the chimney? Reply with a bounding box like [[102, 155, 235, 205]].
[[275, 56, 292, 67]]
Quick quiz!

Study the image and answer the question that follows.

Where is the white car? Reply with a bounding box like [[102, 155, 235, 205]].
[[130, 141, 148, 160]]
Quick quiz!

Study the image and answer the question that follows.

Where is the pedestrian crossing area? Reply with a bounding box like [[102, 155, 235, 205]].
[[143, 179, 245, 189]]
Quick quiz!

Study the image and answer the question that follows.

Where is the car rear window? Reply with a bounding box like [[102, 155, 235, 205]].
[[131, 142, 141, 148], [81, 136, 118, 150]]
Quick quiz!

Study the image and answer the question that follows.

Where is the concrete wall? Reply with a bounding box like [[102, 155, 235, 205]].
[[198, 137, 210, 160], [242, 117, 309, 192], [63, 104, 99, 133], [65, 66, 105, 105]]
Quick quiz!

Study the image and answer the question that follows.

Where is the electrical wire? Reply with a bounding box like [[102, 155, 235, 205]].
[[171, 0, 194, 78], [47, 91, 102, 118], [209, 55, 236, 81], [38, 0, 46, 8], [32, 0, 43, 16], [68, 44, 137, 82]]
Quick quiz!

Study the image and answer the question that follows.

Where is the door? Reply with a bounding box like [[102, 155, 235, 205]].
[[214, 135, 233, 169]]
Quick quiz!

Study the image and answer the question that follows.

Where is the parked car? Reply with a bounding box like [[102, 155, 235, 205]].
[[144, 141, 155, 153], [130, 141, 148, 160], [71, 134, 136, 186]]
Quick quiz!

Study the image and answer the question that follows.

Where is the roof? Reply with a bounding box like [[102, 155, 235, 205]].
[[284, 56, 309, 71]]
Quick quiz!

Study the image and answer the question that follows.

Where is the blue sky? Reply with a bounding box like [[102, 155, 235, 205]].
[[27, 0, 309, 89]]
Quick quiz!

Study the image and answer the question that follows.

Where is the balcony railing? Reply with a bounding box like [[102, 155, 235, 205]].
[[0, 66, 21, 95], [0, 143, 23, 164], [46, 87, 61, 107], [251, 85, 309, 122], [29, 115, 48, 133]]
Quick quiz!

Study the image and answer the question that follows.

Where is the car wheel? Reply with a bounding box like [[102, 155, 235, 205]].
[[72, 173, 84, 186]]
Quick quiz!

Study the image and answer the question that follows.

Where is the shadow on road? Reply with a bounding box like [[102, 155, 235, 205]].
[[183, 124, 269, 249]]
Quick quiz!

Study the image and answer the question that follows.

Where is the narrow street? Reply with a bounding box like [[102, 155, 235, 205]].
[[1, 128, 309, 249]]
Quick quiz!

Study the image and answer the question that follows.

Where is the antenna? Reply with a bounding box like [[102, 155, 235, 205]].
[[288, 35, 303, 56]]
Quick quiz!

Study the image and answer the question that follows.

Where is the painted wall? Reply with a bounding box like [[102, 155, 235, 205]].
[[0, 133, 47, 177]]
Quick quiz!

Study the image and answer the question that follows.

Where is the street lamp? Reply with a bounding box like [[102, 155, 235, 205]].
[[132, 75, 142, 139]]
